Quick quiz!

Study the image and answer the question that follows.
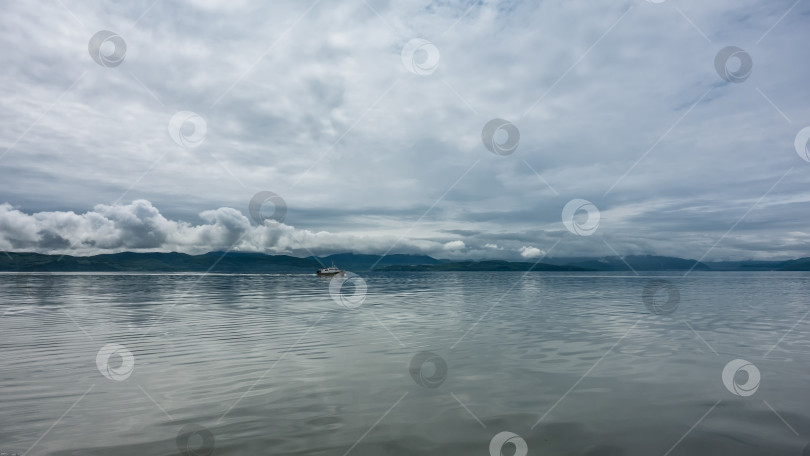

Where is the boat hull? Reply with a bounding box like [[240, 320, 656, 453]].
[[316, 270, 345, 276]]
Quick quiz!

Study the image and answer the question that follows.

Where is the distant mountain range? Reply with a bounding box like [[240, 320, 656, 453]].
[[0, 251, 446, 273], [0, 251, 809, 273], [0, 251, 318, 273]]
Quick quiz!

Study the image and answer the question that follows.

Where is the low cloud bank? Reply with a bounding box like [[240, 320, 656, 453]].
[[3, 200, 808, 261], [0, 200, 469, 258]]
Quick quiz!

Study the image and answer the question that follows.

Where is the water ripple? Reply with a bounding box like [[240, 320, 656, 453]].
[[1, 271, 809, 455]]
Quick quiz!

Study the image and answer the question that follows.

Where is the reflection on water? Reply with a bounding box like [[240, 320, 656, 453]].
[[1, 271, 809, 455]]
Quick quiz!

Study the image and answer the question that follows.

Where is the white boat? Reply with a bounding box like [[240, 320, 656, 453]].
[[316, 262, 345, 276]]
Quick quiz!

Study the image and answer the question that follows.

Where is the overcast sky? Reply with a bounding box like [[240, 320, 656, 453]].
[[1, 0, 809, 260]]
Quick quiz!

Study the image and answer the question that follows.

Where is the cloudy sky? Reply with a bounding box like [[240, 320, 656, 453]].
[[1, 0, 809, 261]]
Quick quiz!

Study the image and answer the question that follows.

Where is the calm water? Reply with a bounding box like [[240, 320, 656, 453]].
[[1, 271, 810, 455]]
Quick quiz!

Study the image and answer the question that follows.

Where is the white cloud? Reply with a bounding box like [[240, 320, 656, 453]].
[[0, 200, 450, 257], [484, 243, 502, 250], [519, 246, 544, 258], [443, 240, 465, 251]]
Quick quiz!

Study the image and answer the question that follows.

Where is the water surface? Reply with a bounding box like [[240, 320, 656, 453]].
[[1, 271, 809, 455]]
